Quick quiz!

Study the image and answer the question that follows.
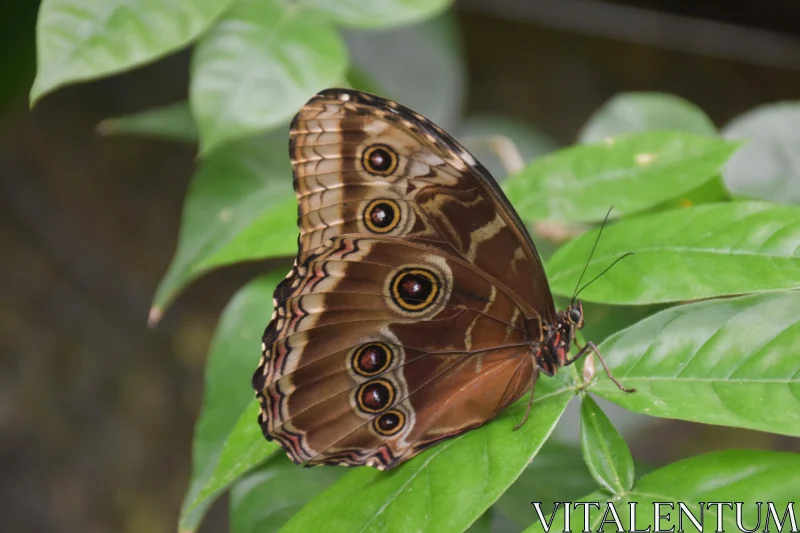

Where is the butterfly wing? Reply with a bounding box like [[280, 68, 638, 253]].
[[254, 89, 552, 468]]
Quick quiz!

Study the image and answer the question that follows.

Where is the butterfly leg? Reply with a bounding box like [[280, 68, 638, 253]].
[[513, 364, 539, 431], [569, 341, 636, 393]]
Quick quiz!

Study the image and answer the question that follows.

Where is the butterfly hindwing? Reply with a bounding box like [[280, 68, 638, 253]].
[[253, 236, 531, 469]]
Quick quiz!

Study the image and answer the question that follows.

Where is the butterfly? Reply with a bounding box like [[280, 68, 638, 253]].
[[252, 88, 633, 470]]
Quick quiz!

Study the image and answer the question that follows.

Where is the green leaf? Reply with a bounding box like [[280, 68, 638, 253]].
[[230, 454, 344, 533], [578, 92, 717, 143], [722, 102, 800, 205], [627, 450, 800, 532], [579, 396, 634, 494], [280, 376, 574, 533], [494, 441, 596, 528], [151, 133, 292, 317], [524, 450, 800, 533], [191, 0, 348, 153], [504, 131, 740, 223], [633, 449, 800, 506], [577, 93, 727, 213], [547, 201, 800, 305], [304, 0, 454, 29], [97, 101, 197, 142], [343, 11, 464, 130], [179, 275, 282, 532], [31, 0, 232, 104], [590, 291, 800, 437]]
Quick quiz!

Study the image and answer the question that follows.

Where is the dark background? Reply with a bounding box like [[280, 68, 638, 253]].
[[2, 1, 798, 532]]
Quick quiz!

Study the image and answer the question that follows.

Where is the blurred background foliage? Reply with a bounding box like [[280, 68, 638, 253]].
[[2, 0, 800, 532]]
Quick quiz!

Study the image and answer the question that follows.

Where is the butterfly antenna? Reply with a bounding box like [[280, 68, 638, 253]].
[[571, 207, 614, 305], [575, 252, 634, 299]]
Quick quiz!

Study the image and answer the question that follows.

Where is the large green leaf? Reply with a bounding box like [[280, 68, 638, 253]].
[[722, 102, 800, 205], [579, 396, 634, 495], [576, 93, 728, 211], [504, 131, 739, 223], [280, 374, 575, 533], [524, 450, 800, 533], [304, 0, 453, 29], [546, 202, 800, 305], [179, 275, 282, 532], [190, 0, 347, 153], [31, 0, 232, 103], [97, 101, 197, 142], [590, 291, 800, 437], [625, 450, 800, 532], [151, 133, 292, 318], [231, 455, 344, 533], [578, 92, 717, 143]]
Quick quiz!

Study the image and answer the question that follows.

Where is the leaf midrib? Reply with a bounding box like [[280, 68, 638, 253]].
[[571, 245, 800, 263], [550, 246, 800, 284], [597, 376, 800, 384]]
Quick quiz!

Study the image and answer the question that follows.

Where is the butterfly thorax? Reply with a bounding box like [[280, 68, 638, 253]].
[[532, 300, 585, 376]]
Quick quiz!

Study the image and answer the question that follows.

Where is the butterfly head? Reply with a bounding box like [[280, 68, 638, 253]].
[[565, 300, 585, 330]]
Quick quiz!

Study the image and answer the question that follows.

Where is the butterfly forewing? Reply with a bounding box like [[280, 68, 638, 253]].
[[289, 89, 556, 320]]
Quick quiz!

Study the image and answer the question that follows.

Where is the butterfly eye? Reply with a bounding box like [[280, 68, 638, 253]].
[[390, 268, 440, 313], [373, 410, 405, 436], [569, 307, 583, 324], [362, 144, 398, 175], [356, 379, 395, 414], [363, 199, 401, 234]]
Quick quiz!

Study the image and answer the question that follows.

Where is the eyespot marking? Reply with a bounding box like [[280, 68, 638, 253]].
[[363, 199, 400, 234], [374, 410, 405, 436], [362, 144, 398, 176], [390, 268, 440, 313], [351, 343, 392, 377], [356, 379, 395, 414]]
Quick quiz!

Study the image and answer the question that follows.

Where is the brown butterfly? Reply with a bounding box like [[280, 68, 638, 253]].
[[252, 88, 633, 470]]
